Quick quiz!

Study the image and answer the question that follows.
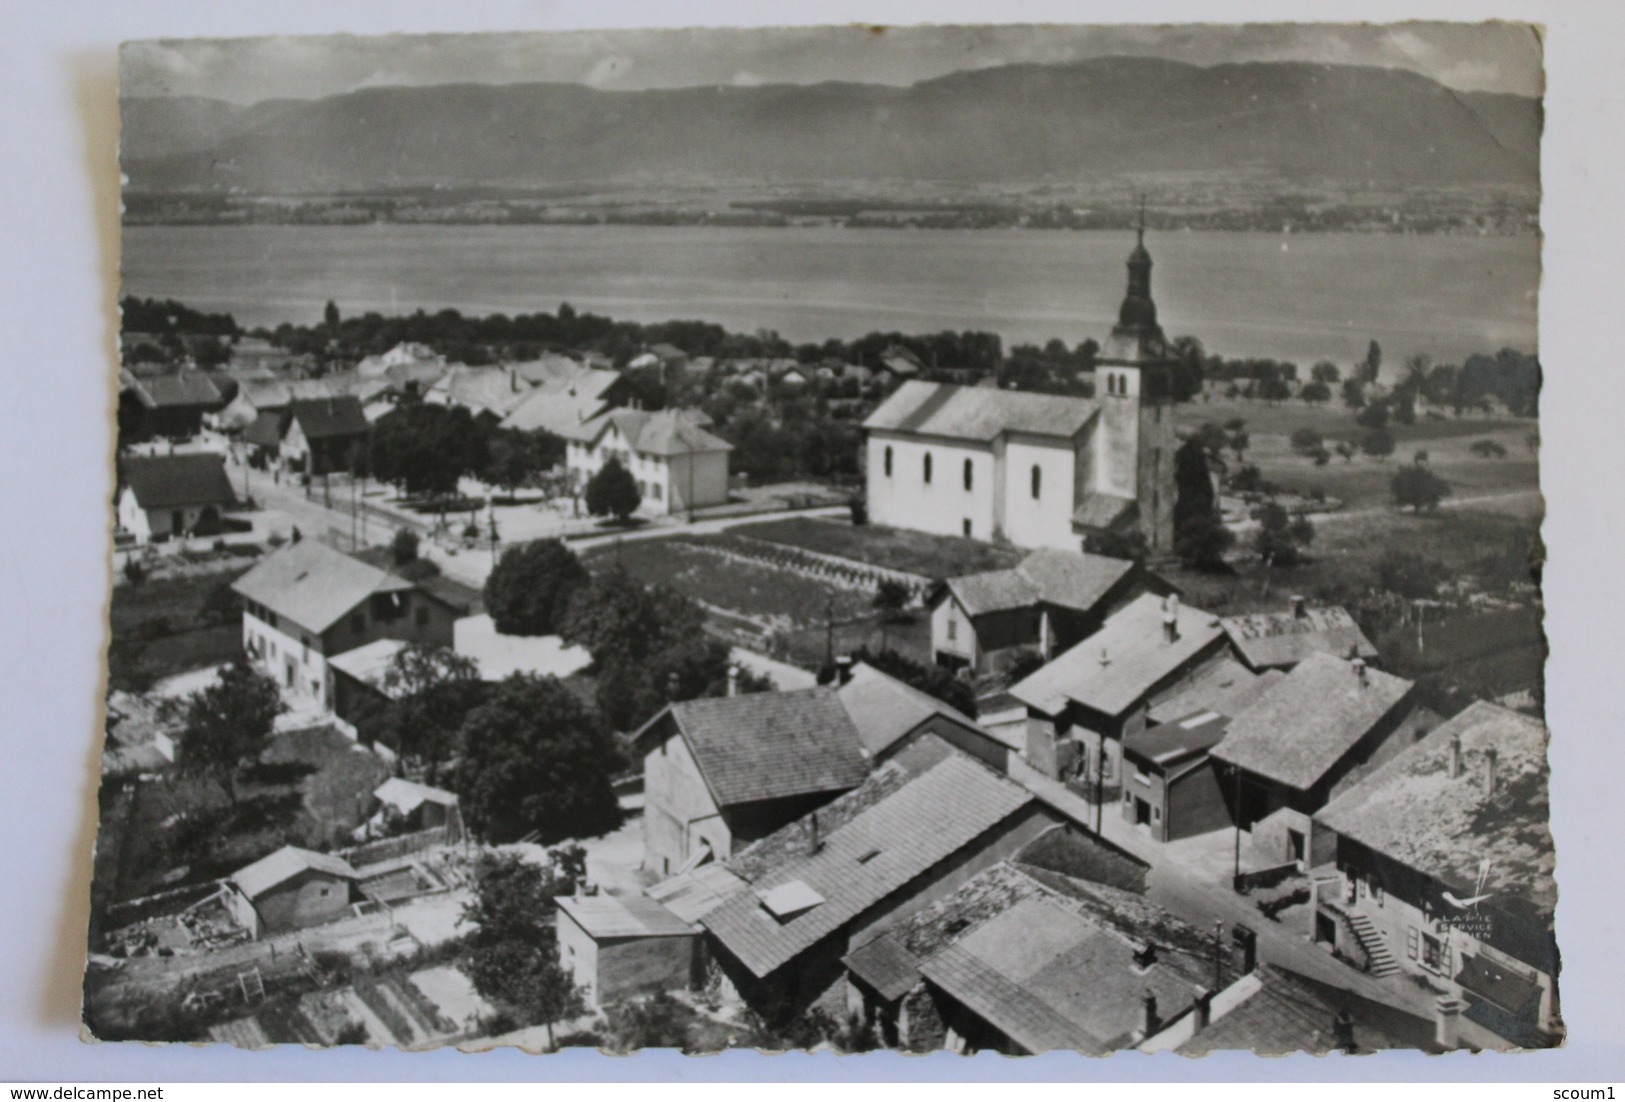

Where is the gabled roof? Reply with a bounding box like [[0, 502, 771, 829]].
[[835, 662, 982, 758], [232, 845, 359, 900], [235, 377, 341, 413], [1221, 605, 1378, 670], [289, 396, 369, 440], [506, 353, 586, 386], [645, 863, 750, 924], [325, 637, 407, 693], [1122, 710, 1231, 774], [944, 549, 1138, 618], [638, 688, 870, 809], [1174, 965, 1409, 1055], [243, 410, 289, 448], [1011, 594, 1226, 718], [701, 755, 1034, 978], [917, 895, 1206, 1054], [374, 777, 458, 813], [1315, 701, 1553, 926], [864, 381, 1098, 443], [428, 366, 529, 416], [232, 540, 414, 635], [559, 407, 732, 456], [121, 370, 223, 409], [1145, 658, 1280, 726], [120, 452, 236, 510], [499, 368, 623, 434], [1210, 653, 1414, 791], [1071, 493, 1139, 533], [556, 893, 695, 939]]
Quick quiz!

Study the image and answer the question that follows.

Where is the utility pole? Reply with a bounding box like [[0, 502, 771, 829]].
[[1213, 921, 1225, 992], [824, 593, 836, 670], [1232, 767, 1244, 893]]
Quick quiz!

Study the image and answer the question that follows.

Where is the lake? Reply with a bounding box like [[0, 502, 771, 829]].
[[121, 224, 1540, 365]]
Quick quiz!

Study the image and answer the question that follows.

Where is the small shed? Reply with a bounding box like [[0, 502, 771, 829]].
[[554, 894, 699, 1009], [1120, 710, 1233, 843], [371, 777, 464, 843], [229, 845, 361, 938]]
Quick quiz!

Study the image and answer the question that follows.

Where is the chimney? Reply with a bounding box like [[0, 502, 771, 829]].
[[1193, 990, 1214, 1032], [1141, 991, 1161, 1038], [1231, 924, 1258, 976], [1448, 734, 1463, 779], [808, 810, 823, 856], [726, 664, 741, 697], [1352, 657, 1368, 686], [835, 655, 855, 685], [1290, 594, 1307, 619], [1162, 593, 1180, 644], [1483, 747, 1498, 797], [1433, 996, 1467, 1050]]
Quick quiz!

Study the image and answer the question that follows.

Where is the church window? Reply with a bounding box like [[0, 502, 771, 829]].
[[884, 446, 893, 476], [1031, 465, 1042, 500], [963, 458, 973, 490], [923, 453, 933, 484], [962, 518, 972, 537]]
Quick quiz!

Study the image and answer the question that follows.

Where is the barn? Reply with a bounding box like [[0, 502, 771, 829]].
[[554, 894, 699, 1010]]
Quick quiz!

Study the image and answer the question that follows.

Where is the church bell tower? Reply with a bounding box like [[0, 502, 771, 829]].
[[1095, 201, 1179, 556]]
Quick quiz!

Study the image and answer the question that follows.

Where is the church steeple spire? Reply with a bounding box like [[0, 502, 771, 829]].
[[1115, 196, 1160, 339]]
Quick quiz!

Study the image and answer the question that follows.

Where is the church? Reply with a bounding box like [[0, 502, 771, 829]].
[[862, 226, 1183, 555]]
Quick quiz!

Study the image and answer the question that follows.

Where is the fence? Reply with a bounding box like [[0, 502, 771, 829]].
[[105, 879, 226, 930], [339, 826, 450, 871]]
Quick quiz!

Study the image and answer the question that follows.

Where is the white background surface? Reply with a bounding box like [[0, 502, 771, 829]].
[[1, 0, 1620, 1082]]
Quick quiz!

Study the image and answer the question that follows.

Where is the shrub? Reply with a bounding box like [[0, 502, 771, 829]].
[[391, 527, 420, 565], [122, 557, 148, 586]]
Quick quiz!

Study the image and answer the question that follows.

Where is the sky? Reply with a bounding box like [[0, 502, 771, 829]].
[[121, 21, 1545, 104]]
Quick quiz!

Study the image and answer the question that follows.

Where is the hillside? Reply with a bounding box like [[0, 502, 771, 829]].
[[122, 56, 1540, 194]]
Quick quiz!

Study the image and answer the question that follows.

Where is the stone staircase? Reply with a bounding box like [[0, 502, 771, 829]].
[[1343, 911, 1400, 977]]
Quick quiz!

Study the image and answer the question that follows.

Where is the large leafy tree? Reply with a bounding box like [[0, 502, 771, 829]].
[[370, 402, 489, 499], [1391, 465, 1452, 513], [584, 457, 641, 521], [484, 539, 589, 637], [375, 644, 484, 784], [481, 428, 562, 498], [1172, 436, 1233, 570], [459, 853, 583, 1048], [175, 659, 285, 806], [455, 675, 621, 845], [1253, 503, 1315, 568]]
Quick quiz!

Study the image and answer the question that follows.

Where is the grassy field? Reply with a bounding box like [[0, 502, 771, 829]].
[[109, 565, 251, 689], [1179, 396, 1540, 513], [725, 517, 1025, 579], [583, 539, 875, 636]]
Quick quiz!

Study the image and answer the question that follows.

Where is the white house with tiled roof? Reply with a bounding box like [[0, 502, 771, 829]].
[[561, 407, 732, 516], [862, 230, 1181, 553], [232, 540, 458, 709]]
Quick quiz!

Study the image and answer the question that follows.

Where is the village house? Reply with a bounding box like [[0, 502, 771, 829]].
[[674, 754, 1060, 1019], [224, 845, 362, 939], [118, 368, 225, 442], [1210, 653, 1436, 872], [280, 396, 370, 476], [232, 540, 461, 710], [499, 366, 627, 437], [355, 341, 444, 378], [634, 687, 872, 878], [555, 894, 701, 1011], [833, 659, 1012, 772], [422, 364, 531, 419], [1010, 593, 1231, 800], [1118, 709, 1236, 843], [1220, 597, 1379, 673], [214, 377, 341, 434], [115, 452, 237, 544], [561, 407, 733, 516], [1310, 702, 1559, 1048], [862, 230, 1183, 554], [929, 548, 1173, 674]]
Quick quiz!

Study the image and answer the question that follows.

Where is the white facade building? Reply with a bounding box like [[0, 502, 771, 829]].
[[561, 408, 732, 517]]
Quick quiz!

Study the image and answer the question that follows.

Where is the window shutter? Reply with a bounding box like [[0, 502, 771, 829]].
[[1406, 926, 1419, 960]]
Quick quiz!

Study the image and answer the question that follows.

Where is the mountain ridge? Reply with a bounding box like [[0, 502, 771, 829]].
[[121, 56, 1541, 193]]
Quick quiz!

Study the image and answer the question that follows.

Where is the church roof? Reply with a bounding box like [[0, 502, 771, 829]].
[[863, 381, 1098, 443]]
